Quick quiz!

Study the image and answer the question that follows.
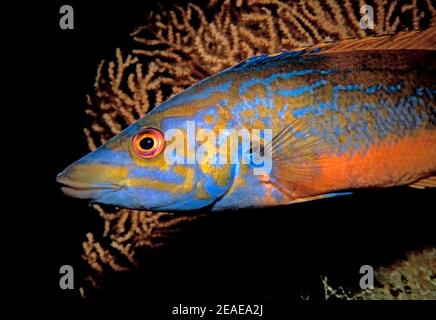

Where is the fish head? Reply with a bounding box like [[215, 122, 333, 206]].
[[57, 105, 237, 211]]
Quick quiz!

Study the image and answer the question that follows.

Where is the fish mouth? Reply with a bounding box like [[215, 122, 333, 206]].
[[57, 172, 123, 199]]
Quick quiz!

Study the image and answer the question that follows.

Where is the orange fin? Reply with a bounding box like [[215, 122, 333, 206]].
[[409, 176, 436, 189], [259, 119, 332, 199], [287, 192, 352, 204], [312, 27, 436, 54]]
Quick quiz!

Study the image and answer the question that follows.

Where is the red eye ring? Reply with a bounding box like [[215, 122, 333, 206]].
[[132, 128, 165, 159]]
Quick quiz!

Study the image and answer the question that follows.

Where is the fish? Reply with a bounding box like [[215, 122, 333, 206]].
[[57, 28, 436, 211]]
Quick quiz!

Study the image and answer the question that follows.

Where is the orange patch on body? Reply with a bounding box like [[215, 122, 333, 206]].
[[204, 114, 215, 124], [269, 129, 436, 203], [315, 129, 436, 193]]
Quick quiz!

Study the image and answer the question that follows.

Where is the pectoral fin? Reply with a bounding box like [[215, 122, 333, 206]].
[[256, 118, 339, 201]]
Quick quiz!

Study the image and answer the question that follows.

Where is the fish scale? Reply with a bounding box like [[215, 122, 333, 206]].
[[227, 50, 434, 139]]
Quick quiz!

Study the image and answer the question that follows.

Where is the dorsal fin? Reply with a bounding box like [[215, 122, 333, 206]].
[[229, 50, 308, 72], [312, 27, 436, 54], [228, 27, 435, 73]]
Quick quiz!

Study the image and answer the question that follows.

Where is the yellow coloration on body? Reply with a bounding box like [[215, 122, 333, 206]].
[[257, 105, 269, 118], [198, 160, 231, 188], [244, 83, 267, 100], [215, 101, 235, 128], [129, 146, 173, 171], [204, 114, 215, 124], [195, 181, 211, 200], [268, 52, 284, 57], [128, 166, 196, 194], [70, 164, 129, 185], [241, 108, 256, 119]]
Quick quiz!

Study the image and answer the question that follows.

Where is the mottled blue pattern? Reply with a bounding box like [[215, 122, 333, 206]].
[[291, 85, 433, 153]]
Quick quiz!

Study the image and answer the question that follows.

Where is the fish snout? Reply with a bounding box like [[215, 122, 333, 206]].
[[56, 162, 126, 200]]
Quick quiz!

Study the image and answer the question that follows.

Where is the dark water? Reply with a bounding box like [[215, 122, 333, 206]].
[[19, 0, 435, 316]]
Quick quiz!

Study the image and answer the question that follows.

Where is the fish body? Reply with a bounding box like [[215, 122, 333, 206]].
[[57, 28, 436, 211]]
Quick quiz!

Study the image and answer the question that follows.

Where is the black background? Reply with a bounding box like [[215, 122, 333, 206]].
[[14, 0, 435, 316]]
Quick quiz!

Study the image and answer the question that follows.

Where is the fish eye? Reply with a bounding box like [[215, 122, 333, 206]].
[[132, 128, 165, 159], [139, 137, 155, 150]]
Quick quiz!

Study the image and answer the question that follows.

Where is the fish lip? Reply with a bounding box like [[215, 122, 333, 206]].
[[58, 180, 122, 191], [57, 173, 124, 199], [59, 183, 123, 200]]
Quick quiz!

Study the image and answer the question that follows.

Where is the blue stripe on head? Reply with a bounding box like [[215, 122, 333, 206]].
[[98, 186, 181, 210]]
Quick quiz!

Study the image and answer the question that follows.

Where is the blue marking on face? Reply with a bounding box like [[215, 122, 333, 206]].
[[73, 122, 142, 167], [96, 186, 177, 210], [201, 166, 235, 198], [73, 147, 132, 167]]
